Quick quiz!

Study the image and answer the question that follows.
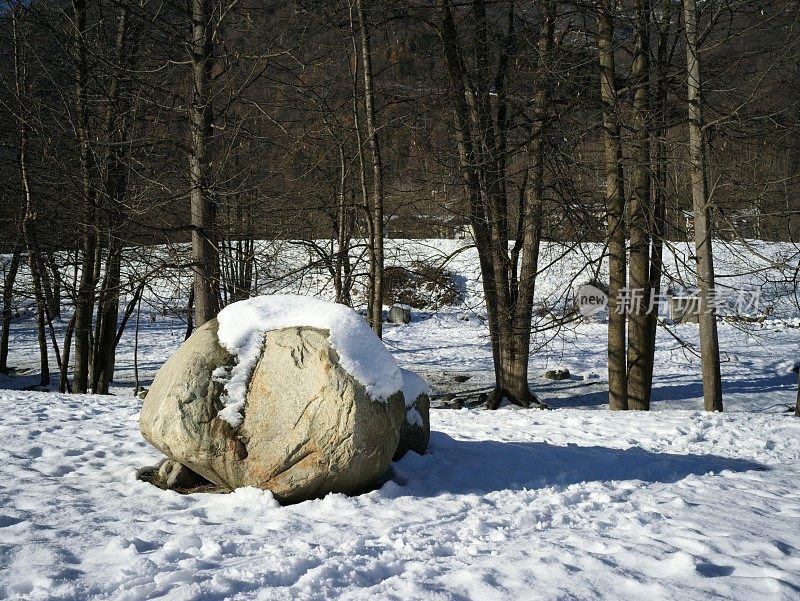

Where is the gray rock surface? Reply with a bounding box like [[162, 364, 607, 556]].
[[393, 369, 431, 459], [140, 319, 405, 503], [394, 392, 430, 460], [157, 459, 210, 490], [388, 304, 411, 324], [544, 368, 571, 381]]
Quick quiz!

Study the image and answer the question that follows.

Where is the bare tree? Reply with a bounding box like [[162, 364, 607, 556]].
[[13, 4, 49, 387], [93, 0, 143, 394], [189, 0, 220, 327], [643, 0, 672, 402], [684, 0, 723, 411], [334, 144, 356, 306], [625, 0, 654, 411], [596, 0, 628, 411], [435, 0, 552, 408], [71, 0, 98, 393], [354, 0, 385, 337], [0, 242, 21, 373]]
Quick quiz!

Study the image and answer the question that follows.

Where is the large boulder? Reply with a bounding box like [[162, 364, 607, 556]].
[[140, 298, 406, 504], [393, 368, 431, 460]]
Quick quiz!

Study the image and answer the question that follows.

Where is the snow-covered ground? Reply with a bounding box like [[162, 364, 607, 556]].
[[1, 239, 799, 599], [1, 392, 798, 599]]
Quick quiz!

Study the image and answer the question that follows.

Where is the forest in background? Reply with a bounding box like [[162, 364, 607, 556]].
[[0, 0, 798, 411]]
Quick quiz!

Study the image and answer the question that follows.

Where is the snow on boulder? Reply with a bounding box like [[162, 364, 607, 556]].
[[393, 368, 431, 460], [139, 295, 406, 504]]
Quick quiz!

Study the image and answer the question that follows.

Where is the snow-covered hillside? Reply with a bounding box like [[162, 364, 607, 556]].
[[0, 239, 799, 599]]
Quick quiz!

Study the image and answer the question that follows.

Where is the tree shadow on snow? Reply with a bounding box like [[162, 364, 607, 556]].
[[535, 371, 797, 409], [650, 372, 796, 403], [391, 432, 767, 496], [537, 381, 610, 408]]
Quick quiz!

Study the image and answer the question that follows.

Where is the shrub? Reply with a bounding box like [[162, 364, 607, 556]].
[[382, 261, 463, 309]]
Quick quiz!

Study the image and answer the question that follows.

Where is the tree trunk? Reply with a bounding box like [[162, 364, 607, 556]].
[[21, 207, 50, 390], [185, 286, 194, 341], [487, 339, 536, 409], [0, 244, 22, 373], [626, 0, 653, 411], [597, 2, 628, 411], [72, 223, 96, 393], [684, 0, 723, 412], [113, 280, 146, 352], [795, 367, 799, 417], [189, 0, 220, 327], [93, 247, 121, 394], [46, 252, 61, 319], [437, 0, 500, 400], [31, 292, 50, 387], [496, 0, 552, 409], [37, 252, 56, 325], [644, 0, 672, 401], [134, 291, 142, 395], [355, 0, 384, 338], [20, 159, 49, 389], [335, 143, 353, 306], [13, 6, 48, 387], [72, 0, 98, 393], [59, 315, 75, 393], [93, 1, 139, 394]]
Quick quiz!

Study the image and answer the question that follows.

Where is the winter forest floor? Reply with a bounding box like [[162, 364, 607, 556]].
[[0, 239, 799, 600]]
